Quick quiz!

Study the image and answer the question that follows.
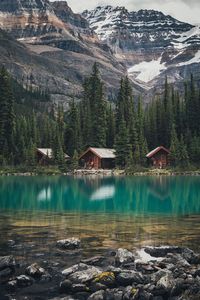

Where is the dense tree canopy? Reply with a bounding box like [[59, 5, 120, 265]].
[[0, 65, 200, 169]]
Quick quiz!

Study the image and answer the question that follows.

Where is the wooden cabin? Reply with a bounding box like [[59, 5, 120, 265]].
[[146, 146, 170, 169], [79, 147, 116, 169], [37, 148, 70, 165]]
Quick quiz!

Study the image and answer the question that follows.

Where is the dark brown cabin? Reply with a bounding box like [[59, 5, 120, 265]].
[[79, 147, 116, 169], [37, 148, 70, 165], [146, 146, 170, 168]]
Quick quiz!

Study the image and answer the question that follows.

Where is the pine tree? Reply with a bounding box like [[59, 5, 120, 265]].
[[106, 104, 115, 148], [178, 135, 189, 167], [81, 63, 107, 147], [169, 124, 179, 166], [0, 67, 15, 162], [71, 150, 79, 170], [115, 118, 131, 168]]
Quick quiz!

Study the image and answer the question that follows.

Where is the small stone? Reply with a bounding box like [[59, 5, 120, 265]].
[[6, 280, 17, 292], [0, 267, 13, 279], [60, 279, 72, 293], [144, 246, 182, 258], [57, 238, 81, 250], [62, 263, 88, 276], [26, 263, 45, 278], [194, 269, 200, 277], [16, 275, 33, 287], [0, 256, 15, 271], [157, 273, 174, 291], [88, 290, 105, 300], [105, 288, 123, 300], [81, 256, 105, 266], [40, 273, 52, 283], [7, 240, 15, 247], [191, 254, 200, 264], [117, 271, 144, 286], [123, 286, 138, 300], [74, 292, 90, 299], [115, 248, 135, 266], [71, 284, 89, 293], [151, 270, 172, 282], [90, 282, 107, 293]]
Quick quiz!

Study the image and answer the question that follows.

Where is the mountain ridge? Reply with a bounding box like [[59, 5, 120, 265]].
[[0, 1, 200, 104], [0, 0, 128, 104]]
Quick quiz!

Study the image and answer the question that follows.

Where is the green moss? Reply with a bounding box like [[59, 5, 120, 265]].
[[131, 288, 138, 295], [94, 272, 115, 283]]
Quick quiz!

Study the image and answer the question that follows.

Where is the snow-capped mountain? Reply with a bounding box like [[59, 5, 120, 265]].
[[0, 1, 200, 102], [83, 6, 200, 88]]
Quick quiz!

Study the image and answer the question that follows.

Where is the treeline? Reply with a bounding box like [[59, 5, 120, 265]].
[[0, 64, 200, 169]]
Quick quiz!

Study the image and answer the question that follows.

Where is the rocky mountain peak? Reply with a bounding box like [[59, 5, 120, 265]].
[[0, 0, 53, 13], [52, 1, 90, 30]]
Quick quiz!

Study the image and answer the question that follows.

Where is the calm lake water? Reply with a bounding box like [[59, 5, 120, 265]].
[[0, 175, 200, 262]]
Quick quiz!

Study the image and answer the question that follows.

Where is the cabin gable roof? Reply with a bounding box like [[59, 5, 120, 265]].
[[146, 146, 170, 158], [80, 147, 116, 159], [37, 148, 70, 159]]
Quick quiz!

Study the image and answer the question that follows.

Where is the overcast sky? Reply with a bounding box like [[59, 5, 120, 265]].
[[54, 0, 200, 24]]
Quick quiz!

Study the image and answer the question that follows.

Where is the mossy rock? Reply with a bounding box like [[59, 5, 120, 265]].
[[131, 288, 138, 296], [94, 272, 115, 287]]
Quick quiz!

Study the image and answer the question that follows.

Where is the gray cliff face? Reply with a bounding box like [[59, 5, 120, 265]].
[[52, 1, 89, 31], [0, 1, 127, 103]]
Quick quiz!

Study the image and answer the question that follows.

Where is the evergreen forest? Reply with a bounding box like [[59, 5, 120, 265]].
[[0, 63, 200, 171]]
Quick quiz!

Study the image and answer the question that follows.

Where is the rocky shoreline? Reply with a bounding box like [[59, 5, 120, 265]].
[[0, 169, 200, 177], [1, 238, 200, 299]]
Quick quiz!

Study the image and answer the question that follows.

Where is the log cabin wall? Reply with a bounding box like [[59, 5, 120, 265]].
[[151, 149, 168, 168], [81, 151, 101, 169]]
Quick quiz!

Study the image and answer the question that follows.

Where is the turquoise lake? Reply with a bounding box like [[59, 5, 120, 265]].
[[0, 175, 200, 261]]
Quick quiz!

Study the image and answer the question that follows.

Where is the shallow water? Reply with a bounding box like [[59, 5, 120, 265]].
[[0, 175, 200, 263]]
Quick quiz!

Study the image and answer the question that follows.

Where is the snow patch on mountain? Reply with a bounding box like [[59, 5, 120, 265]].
[[128, 58, 166, 83], [178, 50, 200, 66]]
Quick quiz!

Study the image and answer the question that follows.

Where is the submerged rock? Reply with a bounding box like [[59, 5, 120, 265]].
[[0, 255, 16, 283], [60, 279, 72, 293], [16, 274, 33, 287], [57, 238, 81, 250], [26, 263, 45, 278], [6, 279, 17, 292], [0, 255, 15, 271], [144, 246, 182, 258]]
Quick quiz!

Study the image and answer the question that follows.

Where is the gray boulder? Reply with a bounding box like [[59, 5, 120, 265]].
[[68, 266, 101, 284], [115, 248, 135, 266], [117, 271, 145, 286], [62, 263, 88, 276]]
